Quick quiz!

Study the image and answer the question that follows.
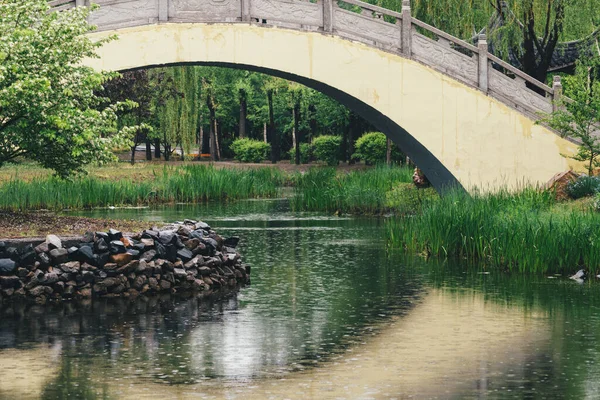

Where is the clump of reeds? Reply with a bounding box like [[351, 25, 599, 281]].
[[387, 188, 600, 274], [291, 165, 414, 214], [0, 165, 284, 210]]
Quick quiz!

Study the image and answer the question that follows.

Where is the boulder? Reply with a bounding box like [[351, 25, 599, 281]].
[[94, 238, 108, 253], [108, 229, 123, 241], [223, 236, 240, 248], [0, 259, 16, 276], [140, 249, 157, 262], [49, 248, 69, 264], [35, 242, 49, 254], [109, 240, 126, 254], [176, 248, 193, 263], [76, 246, 97, 266], [0, 276, 21, 289], [45, 234, 62, 250]]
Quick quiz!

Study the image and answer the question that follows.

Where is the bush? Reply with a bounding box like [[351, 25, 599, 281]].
[[288, 143, 313, 164], [312, 135, 342, 166], [230, 138, 271, 163], [385, 183, 438, 214], [352, 132, 404, 165], [566, 175, 600, 199]]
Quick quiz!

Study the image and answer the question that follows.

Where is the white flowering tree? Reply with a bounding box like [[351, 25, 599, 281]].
[[0, 0, 134, 177]]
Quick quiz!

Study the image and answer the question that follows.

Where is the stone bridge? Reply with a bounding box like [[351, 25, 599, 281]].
[[50, 0, 581, 192]]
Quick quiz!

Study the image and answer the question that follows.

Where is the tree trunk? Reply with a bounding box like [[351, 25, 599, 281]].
[[215, 119, 222, 161], [294, 100, 301, 165], [207, 95, 217, 161], [348, 112, 358, 164], [239, 90, 247, 139], [199, 125, 204, 156], [130, 143, 137, 165], [386, 138, 392, 166], [267, 89, 277, 163], [154, 138, 161, 159], [263, 122, 267, 143], [308, 104, 317, 141], [145, 139, 152, 161]]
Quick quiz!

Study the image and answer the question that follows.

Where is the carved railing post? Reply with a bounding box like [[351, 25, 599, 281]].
[[401, 0, 412, 57], [552, 75, 563, 112], [323, 0, 333, 33], [241, 0, 251, 22], [158, 0, 168, 22], [477, 34, 488, 93]]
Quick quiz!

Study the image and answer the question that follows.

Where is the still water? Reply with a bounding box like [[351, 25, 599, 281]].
[[1, 200, 599, 399]]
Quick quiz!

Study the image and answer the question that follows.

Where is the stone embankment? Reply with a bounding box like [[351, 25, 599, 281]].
[[0, 220, 250, 304]]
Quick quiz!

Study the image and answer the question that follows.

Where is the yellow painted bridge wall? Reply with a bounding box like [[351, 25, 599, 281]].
[[85, 23, 580, 192]]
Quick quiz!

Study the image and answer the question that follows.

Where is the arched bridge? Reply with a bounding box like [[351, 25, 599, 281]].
[[51, 0, 581, 192]]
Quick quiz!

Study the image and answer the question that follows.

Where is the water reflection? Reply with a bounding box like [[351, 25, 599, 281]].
[[0, 201, 597, 398]]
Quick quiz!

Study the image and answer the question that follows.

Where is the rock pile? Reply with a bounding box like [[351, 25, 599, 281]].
[[0, 220, 249, 304]]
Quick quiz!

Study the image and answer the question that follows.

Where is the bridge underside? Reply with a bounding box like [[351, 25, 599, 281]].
[[85, 23, 580, 193]]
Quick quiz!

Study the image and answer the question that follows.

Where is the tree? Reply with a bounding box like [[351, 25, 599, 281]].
[[541, 57, 600, 175], [0, 0, 132, 177]]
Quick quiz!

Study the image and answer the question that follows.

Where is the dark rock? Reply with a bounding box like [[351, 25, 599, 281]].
[[133, 275, 147, 290], [44, 272, 60, 285], [159, 280, 171, 291], [116, 260, 139, 275], [185, 238, 200, 250], [103, 263, 118, 271], [28, 286, 46, 297], [16, 267, 28, 279], [142, 230, 159, 240], [108, 229, 123, 241], [198, 266, 211, 276], [165, 245, 178, 262], [94, 238, 108, 253], [96, 252, 110, 268], [245, 265, 251, 275], [82, 270, 95, 283], [0, 276, 21, 289], [35, 242, 49, 254], [81, 262, 96, 272], [140, 250, 156, 262], [49, 248, 69, 265], [184, 219, 198, 225], [46, 234, 62, 250], [0, 259, 17, 276], [133, 242, 145, 252], [95, 231, 109, 241], [155, 242, 166, 258], [126, 249, 140, 258], [6, 247, 18, 261], [109, 240, 126, 254], [59, 261, 80, 274], [135, 260, 147, 274], [97, 271, 108, 279], [76, 246, 96, 266], [223, 236, 240, 248], [112, 284, 126, 294], [0, 241, 5, 257], [177, 225, 192, 237], [158, 232, 175, 246], [176, 248, 193, 263], [189, 230, 205, 240], [67, 246, 79, 255], [53, 281, 65, 294]]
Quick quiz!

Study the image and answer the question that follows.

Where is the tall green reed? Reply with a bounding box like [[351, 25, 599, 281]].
[[0, 164, 284, 210], [387, 188, 600, 274]]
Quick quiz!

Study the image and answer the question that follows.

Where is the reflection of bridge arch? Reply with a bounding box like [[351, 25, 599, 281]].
[[67, 0, 580, 192]]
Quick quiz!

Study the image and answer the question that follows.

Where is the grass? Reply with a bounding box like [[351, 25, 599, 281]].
[[0, 164, 284, 210], [291, 165, 416, 214], [387, 188, 600, 274]]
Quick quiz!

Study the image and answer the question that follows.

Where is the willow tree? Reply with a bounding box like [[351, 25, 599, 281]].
[[369, 0, 600, 84], [153, 66, 199, 161]]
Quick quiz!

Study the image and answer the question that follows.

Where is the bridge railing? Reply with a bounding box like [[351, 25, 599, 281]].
[[51, 0, 560, 120]]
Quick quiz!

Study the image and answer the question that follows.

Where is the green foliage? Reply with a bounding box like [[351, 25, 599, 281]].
[[541, 57, 600, 175], [288, 143, 312, 164], [0, 0, 133, 177], [292, 165, 414, 214], [0, 165, 283, 210], [385, 183, 439, 215], [230, 138, 271, 163], [566, 175, 600, 199], [388, 188, 600, 274], [312, 135, 342, 166], [352, 132, 403, 165]]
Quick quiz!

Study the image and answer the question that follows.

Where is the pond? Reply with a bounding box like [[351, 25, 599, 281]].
[[1, 199, 599, 399]]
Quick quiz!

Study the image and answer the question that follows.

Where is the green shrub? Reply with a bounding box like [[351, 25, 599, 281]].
[[566, 175, 600, 199], [352, 132, 404, 165], [288, 143, 313, 164], [312, 135, 342, 166], [230, 138, 271, 163]]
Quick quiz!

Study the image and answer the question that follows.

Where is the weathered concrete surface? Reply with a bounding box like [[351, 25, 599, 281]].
[[84, 23, 580, 192]]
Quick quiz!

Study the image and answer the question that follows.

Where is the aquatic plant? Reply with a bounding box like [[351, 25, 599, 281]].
[[0, 165, 284, 210], [387, 188, 600, 274]]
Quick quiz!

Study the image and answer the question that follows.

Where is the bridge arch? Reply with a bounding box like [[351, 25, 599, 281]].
[[84, 22, 580, 192]]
